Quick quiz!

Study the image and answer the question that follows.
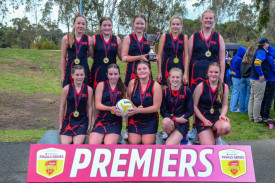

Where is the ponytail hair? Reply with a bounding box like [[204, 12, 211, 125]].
[[69, 14, 87, 48], [107, 64, 126, 97], [207, 62, 223, 103]]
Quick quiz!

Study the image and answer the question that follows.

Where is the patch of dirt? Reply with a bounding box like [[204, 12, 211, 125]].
[[0, 92, 60, 130]]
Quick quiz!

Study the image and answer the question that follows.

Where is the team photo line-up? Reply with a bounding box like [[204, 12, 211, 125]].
[[59, 9, 273, 145]]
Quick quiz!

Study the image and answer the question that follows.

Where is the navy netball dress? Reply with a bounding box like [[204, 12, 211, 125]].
[[189, 31, 220, 92], [63, 34, 90, 87], [124, 33, 150, 87], [195, 80, 225, 134], [60, 83, 89, 136], [160, 86, 193, 136], [92, 81, 123, 134], [90, 34, 119, 90], [129, 79, 158, 134], [161, 33, 185, 85]]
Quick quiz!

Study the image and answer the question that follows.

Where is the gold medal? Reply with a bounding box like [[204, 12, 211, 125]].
[[103, 57, 109, 64], [111, 111, 114, 114], [205, 50, 211, 57], [73, 110, 79, 117], [138, 105, 143, 108], [74, 58, 80, 64], [210, 107, 214, 114], [173, 57, 179, 64]]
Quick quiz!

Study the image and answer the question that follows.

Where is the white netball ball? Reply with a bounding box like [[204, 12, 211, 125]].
[[116, 99, 133, 117]]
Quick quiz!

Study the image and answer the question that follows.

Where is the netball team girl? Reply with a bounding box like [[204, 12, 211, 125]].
[[193, 63, 231, 145], [89, 17, 122, 90], [187, 10, 225, 92], [89, 64, 126, 144], [121, 13, 151, 87], [127, 62, 162, 144], [60, 14, 92, 87], [59, 65, 93, 144], [157, 15, 189, 88], [161, 68, 193, 145]]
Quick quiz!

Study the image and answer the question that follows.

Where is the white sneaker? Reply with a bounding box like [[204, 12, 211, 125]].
[[162, 131, 168, 140], [124, 129, 128, 140], [215, 136, 223, 145], [188, 129, 196, 139]]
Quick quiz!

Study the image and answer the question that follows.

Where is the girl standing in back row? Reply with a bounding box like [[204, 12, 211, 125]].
[[121, 13, 151, 87], [89, 17, 122, 90], [157, 15, 189, 89], [60, 14, 93, 87]]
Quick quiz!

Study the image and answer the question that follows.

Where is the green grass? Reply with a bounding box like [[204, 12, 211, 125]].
[[0, 129, 46, 142], [1, 48, 275, 142]]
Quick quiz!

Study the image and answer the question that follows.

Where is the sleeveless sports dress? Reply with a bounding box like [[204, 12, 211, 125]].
[[90, 34, 119, 90], [92, 81, 123, 134], [124, 33, 150, 87], [128, 79, 159, 134], [161, 33, 185, 85], [189, 31, 220, 92], [60, 83, 89, 136], [63, 34, 90, 87]]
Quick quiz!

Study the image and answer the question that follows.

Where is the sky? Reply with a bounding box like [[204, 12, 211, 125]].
[[4, 0, 251, 34]]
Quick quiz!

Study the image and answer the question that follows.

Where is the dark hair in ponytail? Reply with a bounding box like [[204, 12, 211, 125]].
[[107, 64, 126, 97], [207, 62, 223, 103]]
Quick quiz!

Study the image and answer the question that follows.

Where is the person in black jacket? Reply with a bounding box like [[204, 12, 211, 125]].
[[239, 45, 256, 113]]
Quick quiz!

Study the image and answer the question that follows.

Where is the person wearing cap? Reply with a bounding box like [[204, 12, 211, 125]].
[[248, 37, 271, 123]]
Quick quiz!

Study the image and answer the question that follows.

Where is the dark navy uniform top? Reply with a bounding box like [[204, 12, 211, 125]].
[[189, 31, 220, 92], [65, 83, 88, 120], [250, 46, 270, 80], [125, 33, 150, 87], [129, 79, 158, 134], [161, 33, 185, 84], [160, 86, 193, 120], [64, 34, 89, 87], [60, 83, 89, 136], [191, 31, 219, 62], [90, 34, 118, 89], [96, 81, 123, 123], [198, 80, 224, 116]]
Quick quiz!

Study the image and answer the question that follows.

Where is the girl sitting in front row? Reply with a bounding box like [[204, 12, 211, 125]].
[[161, 68, 193, 145], [193, 62, 231, 145]]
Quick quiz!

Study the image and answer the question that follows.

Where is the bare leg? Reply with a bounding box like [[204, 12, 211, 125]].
[[89, 132, 104, 144], [166, 129, 183, 145], [198, 128, 215, 145], [128, 133, 142, 144], [104, 134, 120, 144], [142, 134, 156, 145], [60, 135, 73, 144], [73, 135, 86, 144]]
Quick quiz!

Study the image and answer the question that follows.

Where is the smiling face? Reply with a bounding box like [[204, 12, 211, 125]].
[[100, 20, 113, 35], [207, 65, 220, 82], [72, 69, 85, 85], [170, 18, 182, 34], [169, 70, 182, 88], [137, 63, 150, 79], [107, 67, 120, 84], [202, 12, 215, 29], [73, 17, 87, 34], [133, 17, 146, 34]]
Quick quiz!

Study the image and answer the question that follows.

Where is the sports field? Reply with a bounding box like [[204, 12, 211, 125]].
[[0, 48, 274, 142]]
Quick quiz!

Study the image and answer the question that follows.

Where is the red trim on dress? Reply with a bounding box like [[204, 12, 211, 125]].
[[75, 34, 83, 44]]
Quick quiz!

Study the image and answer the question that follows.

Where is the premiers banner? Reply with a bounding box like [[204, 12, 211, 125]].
[[27, 145, 255, 182]]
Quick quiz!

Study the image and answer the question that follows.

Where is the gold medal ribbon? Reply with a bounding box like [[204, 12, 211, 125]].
[[73, 83, 84, 117], [101, 33, 112, 63]]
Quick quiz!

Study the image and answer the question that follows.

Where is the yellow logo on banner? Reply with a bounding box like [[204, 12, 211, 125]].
[[36, 148, 66, 178], [219, 149, 247, 178]]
